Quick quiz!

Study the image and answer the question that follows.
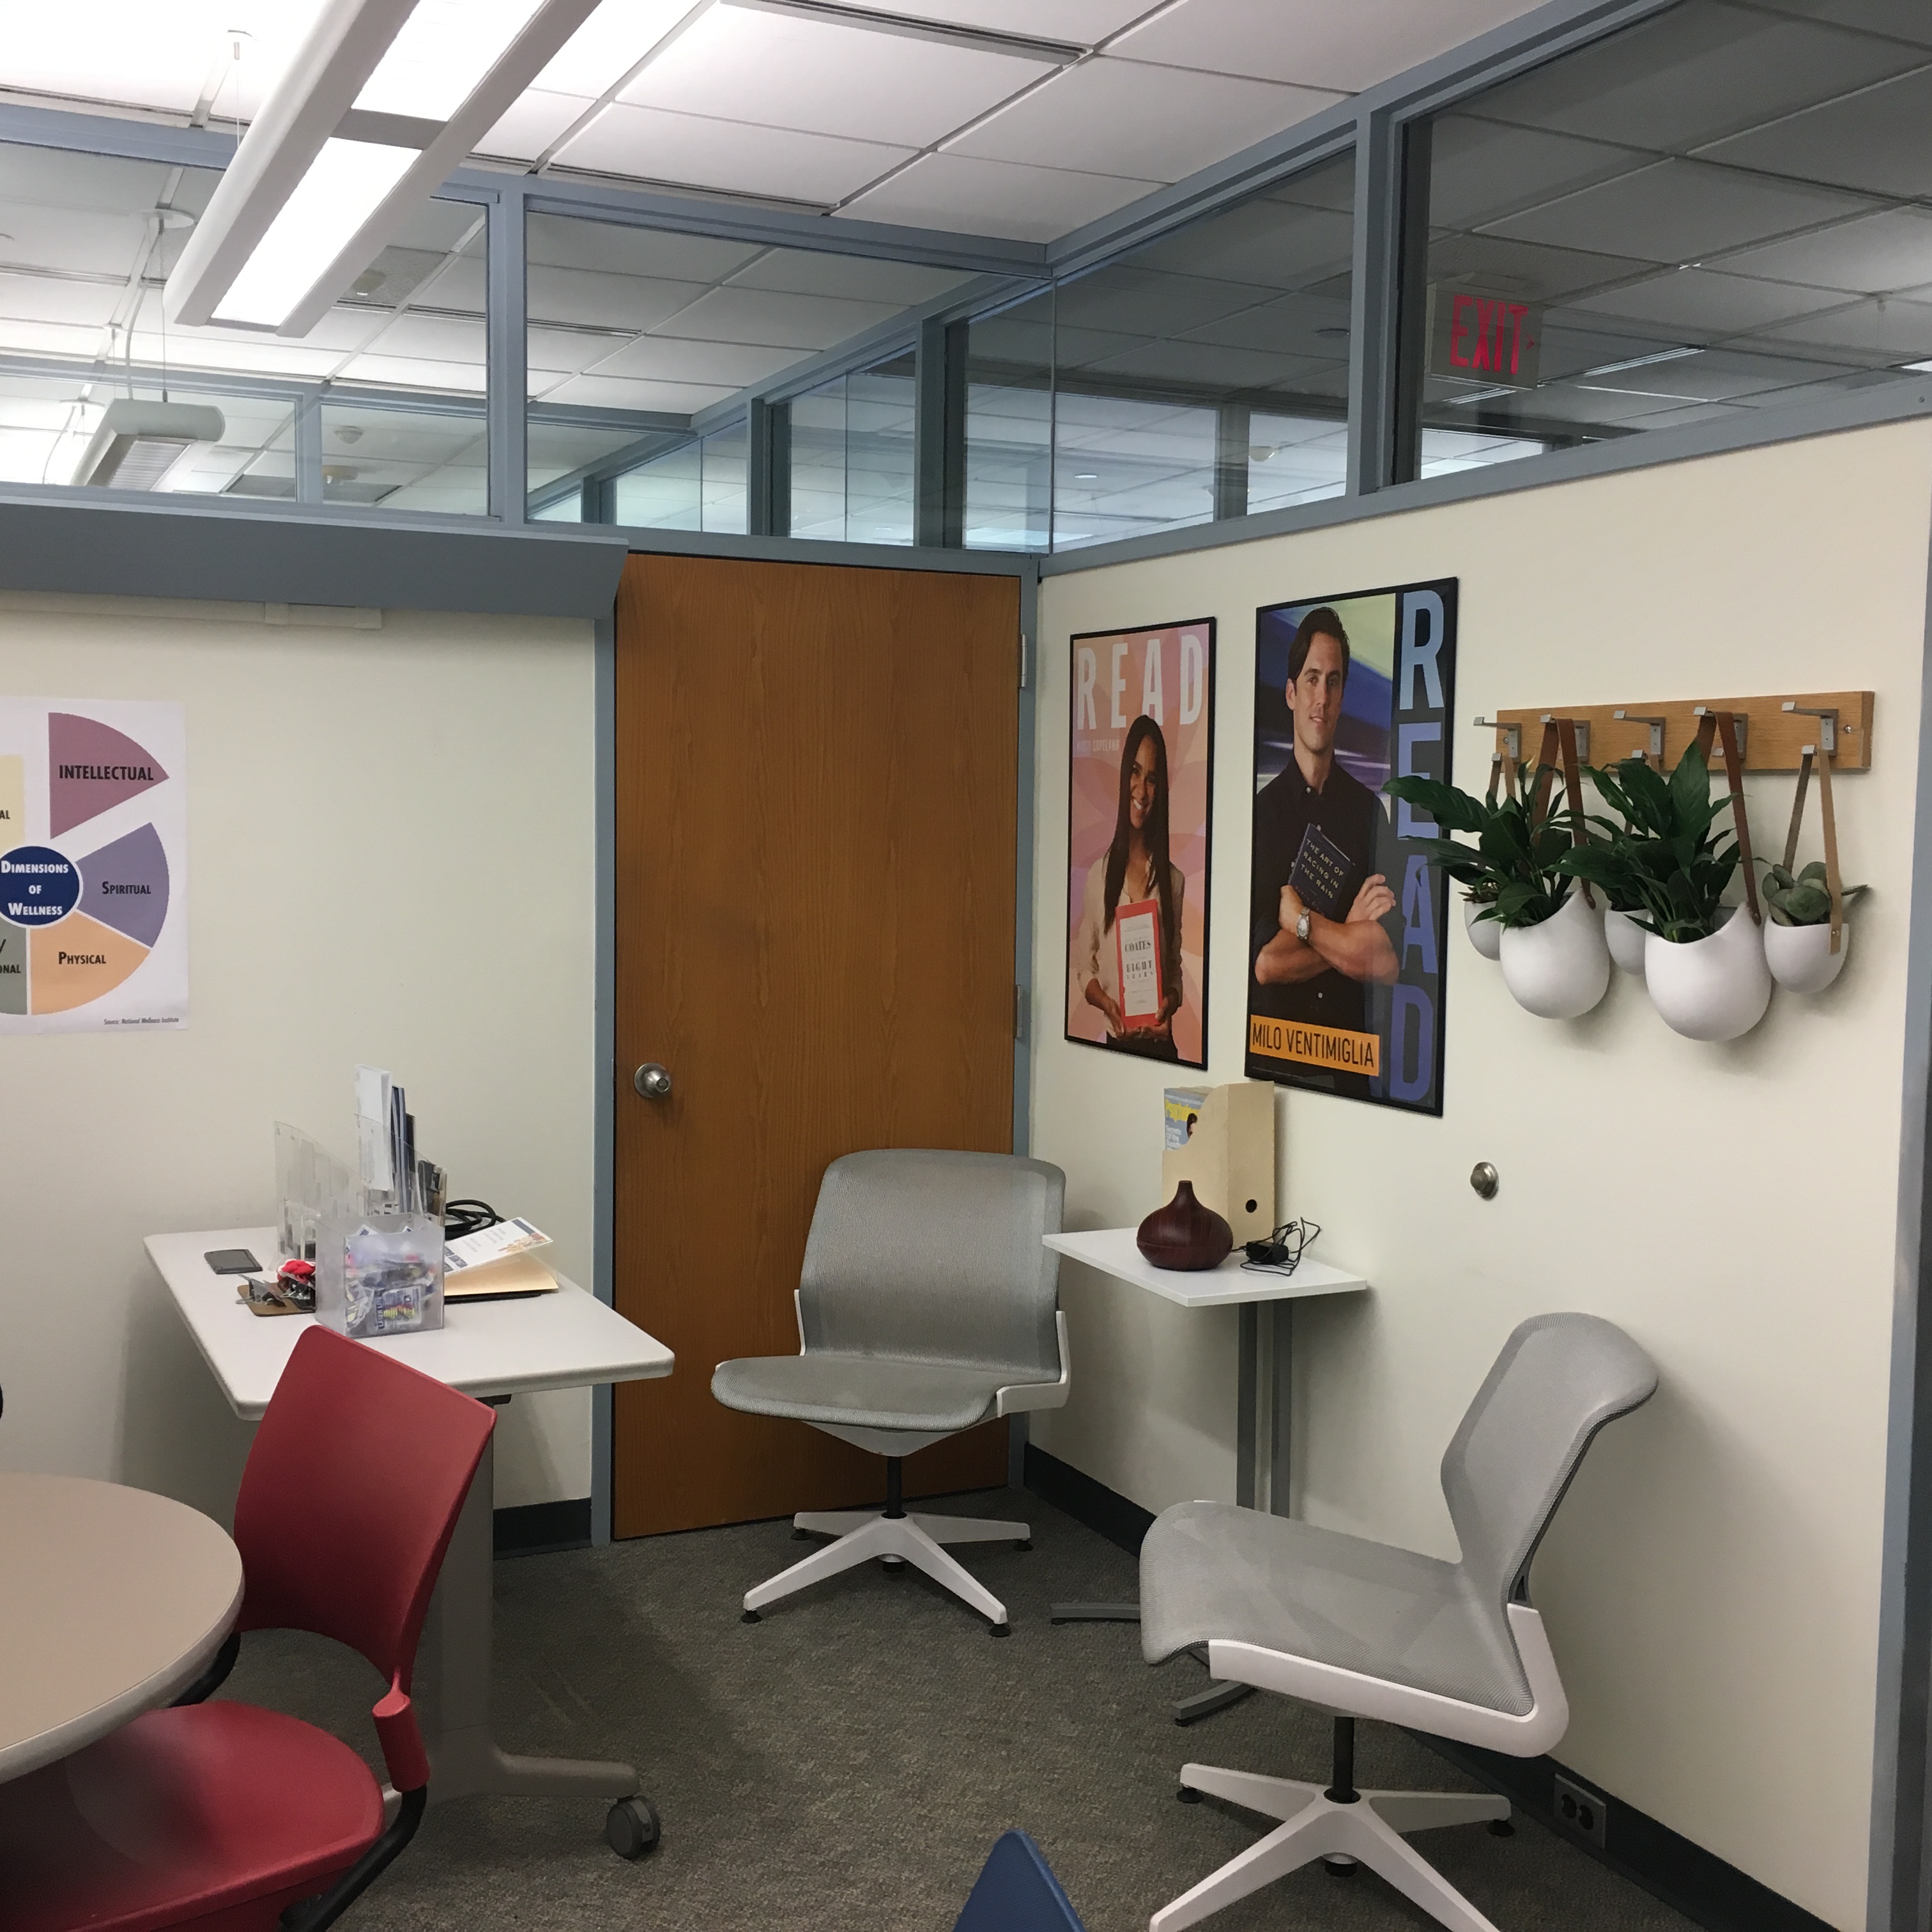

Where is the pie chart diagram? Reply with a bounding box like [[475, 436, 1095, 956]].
[[0, 714, 172, 1018]]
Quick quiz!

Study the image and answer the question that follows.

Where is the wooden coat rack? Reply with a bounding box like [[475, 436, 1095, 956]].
[[1483, 692, 1873, 774]]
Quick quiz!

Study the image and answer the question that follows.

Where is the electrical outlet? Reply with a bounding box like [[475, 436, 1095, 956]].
[[1553, 1772, 1607, 1849]]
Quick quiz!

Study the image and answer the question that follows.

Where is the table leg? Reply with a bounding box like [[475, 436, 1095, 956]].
[[410, 1435, 641, 1808]]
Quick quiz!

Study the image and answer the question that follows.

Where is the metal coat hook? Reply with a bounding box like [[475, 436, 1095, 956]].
[[1540, 712, 1589, 761], [1474, 716, 1521, 762], [1614, 710, 1667, 765], [1692, 705, 1749, 760], [1782, 702, 1839, 756]]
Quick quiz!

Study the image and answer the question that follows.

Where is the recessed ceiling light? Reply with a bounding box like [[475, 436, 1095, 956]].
[[1074, 471, 1098, 480]]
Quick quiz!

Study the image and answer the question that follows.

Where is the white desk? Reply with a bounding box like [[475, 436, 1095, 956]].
[[146, 1227, 673, 1825], [1044, 1228, 1368, 1722], [0, 1475, 242, 1782], [1045, 1229, 1367, 1515]]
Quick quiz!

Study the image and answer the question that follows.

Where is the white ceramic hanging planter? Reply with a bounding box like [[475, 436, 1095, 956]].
[[1498, 889, 1611, 1019], [1463, 898, 1503, 961], [1644, 907, 1772, 1040], [1763, 918, 1850, 994], [1603, 907, 1648, 977]]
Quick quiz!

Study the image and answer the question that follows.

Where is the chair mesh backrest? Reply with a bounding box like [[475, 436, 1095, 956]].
[[233, 1325, 496, 1689], [799, 1149, 1065, 1377], [1441, 1312, 1657, 1609]]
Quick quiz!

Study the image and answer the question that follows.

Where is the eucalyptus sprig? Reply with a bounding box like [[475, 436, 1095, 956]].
[[1555, 743, 1740, 944], [1384, 767, 1577, 931]]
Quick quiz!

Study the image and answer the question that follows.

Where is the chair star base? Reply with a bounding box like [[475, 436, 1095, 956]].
[[742, 1508, 1028, 1629], [1156, 1762, 1510, 1932]]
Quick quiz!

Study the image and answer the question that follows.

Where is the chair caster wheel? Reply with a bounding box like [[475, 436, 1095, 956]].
[[990, 1620, 1011, 1637], [1488, 1818, 1514, 1836], [1321, 1855, 1358, 1878], [792, 1526, 810, 1540], [741, 1609, 761, 1623], [880, 1554, 907, 1571], [606, 1796, 660, 1860], [1177, 1786, 1200, 1804], [1014, 1538, 1032, 1551]]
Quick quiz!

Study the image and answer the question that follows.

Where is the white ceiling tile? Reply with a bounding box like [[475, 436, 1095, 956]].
[[355, 312, 486, 365], [0, 317, 105, 358], [1750, 0, 1932, 43], [532, 0, 698, 95], [539, 372, 734, 413], [1468, 1, 1919, 148], [334, 353, 489, 392], [1695, 67, 1932, 201], [1487, 160, 1873, 266], [1715, 207, 1932, 294], [650, 285, 904, 349], [1570, 268, 1858, 337], [0, 425, 72, 484], [0, 273, 121, 329], [866, 0, 1149, 36], [583, 334, 804, 385], [1427, 231, 1656, 303], [842, 155, 1158, 241], [124, 330, 348, 378], [1124, 197, 1354, 290], [723, 251, 971, 307], [949, 57, 1343, 183], [620, 8, 1051, 150], [1113, 0, 1547, 90], [528, 325, 634, 374], [0, 200, 149, 281], [555, 104, 911, 204], [475, 89, 595, 162], [1754, 297, 1932, 359], [527, 264, 712, 330], [1082, 339, 1331, 391], [1429, 120, 1653, 231], [527, 218, 762, 281]]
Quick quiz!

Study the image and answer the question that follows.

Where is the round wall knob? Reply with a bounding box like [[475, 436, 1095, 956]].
[[634, 1062, 673, 1100], [1469, 1161, 1499, 1200]]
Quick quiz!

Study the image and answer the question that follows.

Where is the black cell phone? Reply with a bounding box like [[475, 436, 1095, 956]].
[[204, 1248, 261, 1275]]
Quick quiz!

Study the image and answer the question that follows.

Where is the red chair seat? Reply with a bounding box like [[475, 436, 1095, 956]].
[[0, 1701, 384, 1932]]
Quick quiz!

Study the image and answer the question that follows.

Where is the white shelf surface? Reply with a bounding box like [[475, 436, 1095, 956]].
[[1045, 1227, 1369, 1309], [146, 1226, 673, 1420]]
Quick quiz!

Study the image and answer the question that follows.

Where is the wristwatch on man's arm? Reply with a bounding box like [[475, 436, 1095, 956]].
[[1296, 908, 1313, 944]]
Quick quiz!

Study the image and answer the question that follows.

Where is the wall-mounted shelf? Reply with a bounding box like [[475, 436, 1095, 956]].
[[1488, 691, 1873, 774]]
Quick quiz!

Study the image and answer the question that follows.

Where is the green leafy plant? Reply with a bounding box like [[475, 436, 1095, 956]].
[[1760, 860, 1867, 926], [1383, 769, 1577, 930], [1555, 743, 1740, 944]]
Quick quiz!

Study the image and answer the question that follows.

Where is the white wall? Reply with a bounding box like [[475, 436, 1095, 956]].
[[1029, 420, 1932, 1929], [0, 592, 597, 1516]]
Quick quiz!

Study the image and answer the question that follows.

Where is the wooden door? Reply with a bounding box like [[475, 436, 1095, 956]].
[[613, 555, 1021, 1538]]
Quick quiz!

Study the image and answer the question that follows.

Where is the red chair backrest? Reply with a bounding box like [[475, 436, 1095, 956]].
[[233, 1326, 494, 1692]]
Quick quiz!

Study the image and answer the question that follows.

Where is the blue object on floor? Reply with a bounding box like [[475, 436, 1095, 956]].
[[953, 1830, 1087, 1931]]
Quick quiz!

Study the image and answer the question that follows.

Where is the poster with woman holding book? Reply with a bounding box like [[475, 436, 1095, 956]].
[[1065, 619, 1215, 1067]]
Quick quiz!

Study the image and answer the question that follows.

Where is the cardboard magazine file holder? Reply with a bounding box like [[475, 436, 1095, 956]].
[[1162, 1081, 1275, 1246]]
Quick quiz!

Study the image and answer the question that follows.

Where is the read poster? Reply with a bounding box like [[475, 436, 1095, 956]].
[[1244, 582, 1455, 1114], [1065, 618, 1215, 1069]]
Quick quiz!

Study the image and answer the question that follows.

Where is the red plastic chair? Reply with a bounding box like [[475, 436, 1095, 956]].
[[0, 1326, 495, 1932]]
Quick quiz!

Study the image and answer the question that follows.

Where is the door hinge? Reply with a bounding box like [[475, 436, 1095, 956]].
[[1019, 633, 1030, 689], [1014, 983, 1029, 1041]]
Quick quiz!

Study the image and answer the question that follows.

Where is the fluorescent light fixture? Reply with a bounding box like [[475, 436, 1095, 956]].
[[1905, 359, 1932, 372], [168, 0, 602, 337], [75, 400, 227, 489], [1571, 346, 1700, 380]]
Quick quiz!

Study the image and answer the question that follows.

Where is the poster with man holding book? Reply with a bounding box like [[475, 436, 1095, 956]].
[[1065, 618, 1216, 1068], [1245, 581, 1456, 1114]]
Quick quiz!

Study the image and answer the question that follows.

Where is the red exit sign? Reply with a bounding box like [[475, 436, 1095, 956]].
[[1427, 287, 1543, 388]]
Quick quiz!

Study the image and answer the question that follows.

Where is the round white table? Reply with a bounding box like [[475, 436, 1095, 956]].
[[0, 1473, 243, 1782]]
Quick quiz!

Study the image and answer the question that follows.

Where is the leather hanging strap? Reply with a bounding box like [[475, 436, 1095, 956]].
[[1782, 751, 1813, 873], [1485, 735, 1521, 806], [1555, 716, 1594, 909], [1696, 710, 1760, 925], [1817, 748, 1844, 955], [1528, 719, 1561, 824]]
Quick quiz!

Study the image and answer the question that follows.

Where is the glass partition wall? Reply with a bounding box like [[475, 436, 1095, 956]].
[[1395, 0, 1932, 480], [9, 0, 1932, 548]]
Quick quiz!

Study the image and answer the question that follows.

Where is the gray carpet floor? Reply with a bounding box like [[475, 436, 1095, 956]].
[[225, 1487, 1701, 1932]]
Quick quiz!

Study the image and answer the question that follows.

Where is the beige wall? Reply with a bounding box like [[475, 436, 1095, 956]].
[[0, 592, 597, 1515], [1029, 419, 1932, 1928]]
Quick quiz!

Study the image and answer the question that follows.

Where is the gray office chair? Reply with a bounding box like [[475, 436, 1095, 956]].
[[712, 1149, 1069, 1635], [1140, 1312, 1657, 1932]]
